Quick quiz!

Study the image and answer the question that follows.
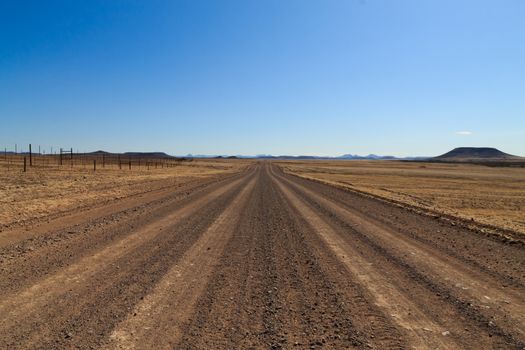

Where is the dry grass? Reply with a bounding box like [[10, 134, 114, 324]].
[[0, 159, 249, 227], [279, 160, 525, 234]]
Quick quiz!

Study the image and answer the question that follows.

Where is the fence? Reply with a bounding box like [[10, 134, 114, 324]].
[[1, 144, 186, 173]]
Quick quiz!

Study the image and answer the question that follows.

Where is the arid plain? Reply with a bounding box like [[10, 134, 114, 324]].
[[0, 158, 524, 349], [278, 160, 525, 236]]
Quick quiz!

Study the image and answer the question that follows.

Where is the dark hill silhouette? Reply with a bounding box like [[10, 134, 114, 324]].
[[434, 147, 520, 160], [86, 151, 179, 159], [123, 152, 173, 159]]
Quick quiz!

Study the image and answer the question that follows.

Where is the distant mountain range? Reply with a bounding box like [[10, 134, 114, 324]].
[[5, 147, 521, 162], [338, 154, 396, 160], [86, 148, 522, 161], [186, 153, 430, 160], [187, 147, 523, 161]]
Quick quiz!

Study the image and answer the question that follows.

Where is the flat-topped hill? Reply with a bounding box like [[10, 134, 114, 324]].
[[434, 147, 521, 161]]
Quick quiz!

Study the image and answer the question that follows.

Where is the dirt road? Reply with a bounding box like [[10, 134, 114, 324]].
[[1, 162, 524, 349]]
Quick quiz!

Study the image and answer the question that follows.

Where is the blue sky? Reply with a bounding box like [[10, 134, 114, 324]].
[[1, 0, 524, 156]]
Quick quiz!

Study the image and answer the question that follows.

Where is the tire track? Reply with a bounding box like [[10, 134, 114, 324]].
[[273, 165, 525, 349], [104, 176, 257, 349], [0, 168, 247, 247], [175, 164, 406, 349], [281, 167, 525, 288], [272, 171, 463, 349], [277, 169, 525, 340], [0, 168, 256, 349], [0, 167, 253, 295]]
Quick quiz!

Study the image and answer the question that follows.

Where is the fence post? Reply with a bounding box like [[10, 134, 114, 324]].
[[94, 159, 96, 171], [118, 155, 121, 169], [29, 144, 32, 166], [23, 157, 27, 172], [129, 160, 131, 170], [102, 154, 105, 168], [60, 148, 63, 165]]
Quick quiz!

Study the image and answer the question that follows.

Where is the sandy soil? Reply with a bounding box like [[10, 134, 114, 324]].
[[0, 161, 523, 349], [278, 160, 525, 235]]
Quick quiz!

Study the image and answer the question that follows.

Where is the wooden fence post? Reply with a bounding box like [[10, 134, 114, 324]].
[[94, 159, 96, 171], [129, 160, 131, 170], [29, 144, 32, 166], [23, 157, 27, 172]]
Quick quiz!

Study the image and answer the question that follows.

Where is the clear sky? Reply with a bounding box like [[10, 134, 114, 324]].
[[1, 0, 524, 157]]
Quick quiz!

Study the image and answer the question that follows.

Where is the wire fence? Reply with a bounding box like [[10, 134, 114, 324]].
[[1, 144, 187, 173]]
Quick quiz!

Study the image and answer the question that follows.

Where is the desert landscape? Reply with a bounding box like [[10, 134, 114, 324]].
[[3, 1, 524, 349], [0, 155, 524, 349]]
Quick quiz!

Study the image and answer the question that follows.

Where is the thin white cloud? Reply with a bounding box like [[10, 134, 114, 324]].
[[455, 131, 472, 135]]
